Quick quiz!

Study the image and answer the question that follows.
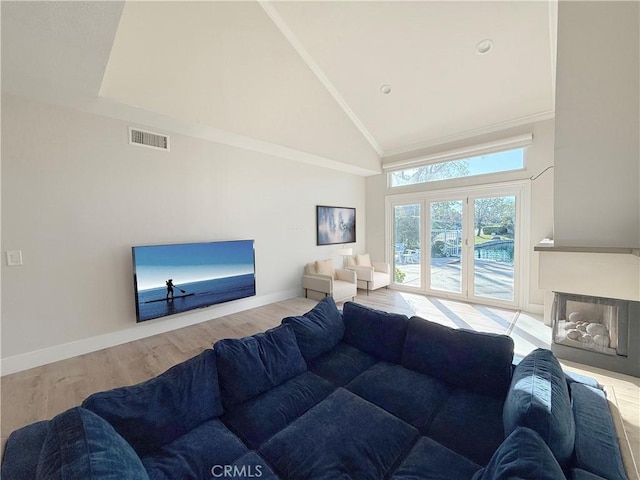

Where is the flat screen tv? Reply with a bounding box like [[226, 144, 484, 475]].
[[132, 240, 256, 322]]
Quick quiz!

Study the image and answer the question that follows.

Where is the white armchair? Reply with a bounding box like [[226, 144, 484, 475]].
[[346, 254, 391, 295], [302, 259, 357, 303]]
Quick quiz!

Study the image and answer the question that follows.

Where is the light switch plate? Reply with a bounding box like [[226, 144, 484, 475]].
[[6, 250, 23, 266]]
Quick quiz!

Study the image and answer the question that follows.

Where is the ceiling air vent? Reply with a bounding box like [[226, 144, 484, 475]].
[[129, 127, 170, 151]]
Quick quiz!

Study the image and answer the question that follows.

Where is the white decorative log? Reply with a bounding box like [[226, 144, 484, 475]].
[[586, 323, 607, 336], [593, 334, 610, 347], [569, 312, 585, 323], [567, 329, 583, 340]]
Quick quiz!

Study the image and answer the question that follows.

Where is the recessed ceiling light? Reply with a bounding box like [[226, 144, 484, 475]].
[[475, 39, 493, 55], [380, 85, 392, 95]]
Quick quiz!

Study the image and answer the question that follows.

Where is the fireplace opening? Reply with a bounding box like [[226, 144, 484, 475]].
[[551, 292, 639, 377], [553, 295, 626, 356]]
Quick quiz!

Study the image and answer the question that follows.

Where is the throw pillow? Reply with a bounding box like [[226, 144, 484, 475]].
[[36, 407, 149, 480], [472, 427, 566, 480], [282, 297, 345, 362], [315, 259, 335, 278], [503, 348, 574, 466], [356, 253, 371, 266]]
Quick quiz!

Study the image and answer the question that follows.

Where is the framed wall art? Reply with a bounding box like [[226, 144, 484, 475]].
[[316, 205, 356, 246]]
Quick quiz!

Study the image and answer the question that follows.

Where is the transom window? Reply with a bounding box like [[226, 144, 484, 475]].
[[389, 148, 525, 188]]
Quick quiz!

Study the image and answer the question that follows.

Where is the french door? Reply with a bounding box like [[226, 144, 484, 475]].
[[389, 182, 525, 308]]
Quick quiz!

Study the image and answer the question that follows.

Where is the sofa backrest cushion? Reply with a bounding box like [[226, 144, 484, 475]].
[[36, 407, 149, 480], [471, 427, 566, 480], [215, 324, 307, 409], [282, 297, 345, 362], [570, 382, 627, 480], [342, 302, 408, 363], [401, 316, 514, 397], [503, 348, 575, 466], [82, 349, 222, 456]]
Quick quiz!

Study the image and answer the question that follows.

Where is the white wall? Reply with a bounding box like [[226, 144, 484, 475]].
[[554, 1, 639, 248], [1, 93, 366, 373], [366, 119, 555, 311]]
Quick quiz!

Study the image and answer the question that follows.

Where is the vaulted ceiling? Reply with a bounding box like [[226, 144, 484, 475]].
[[1, 1, 556, 175]]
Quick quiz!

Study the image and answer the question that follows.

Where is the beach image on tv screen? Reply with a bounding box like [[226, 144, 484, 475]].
[[132, 240, 256, 322]]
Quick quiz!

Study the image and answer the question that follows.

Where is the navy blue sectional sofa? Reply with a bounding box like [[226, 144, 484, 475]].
[[2, 298, 629, 480]]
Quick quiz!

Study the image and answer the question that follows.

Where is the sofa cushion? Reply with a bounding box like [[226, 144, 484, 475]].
[[503, 348, 575, 465], [215, 324, 307, 409], [343, 301, 409, 363], [392, 436, 482, 480], [402, 316, 514, 398], [426, 389, 505, 466], [570, 383, 627, 480], [222, 371, 335, 449], [471, 427, 566, 480], [35, 407, 148, 480], [1, 420, 50, 480], [82, 349, 222, 456], [141, 419, 247, 480], [282, 297, 345, 362], [346, 361, 449, 429], [571, 469, 608, 480], [259, 388, 419, 480], [308, 341, 378, 386]]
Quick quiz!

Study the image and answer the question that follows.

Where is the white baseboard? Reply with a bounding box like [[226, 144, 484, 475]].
[[0, 289, 300, 376]]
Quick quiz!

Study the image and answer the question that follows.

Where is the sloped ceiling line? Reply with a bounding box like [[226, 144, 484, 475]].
[[259, 0, 384, 157]]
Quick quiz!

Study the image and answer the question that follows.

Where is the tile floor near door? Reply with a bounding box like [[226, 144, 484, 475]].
[[1, 289, 638, 478], [397, 258, 515, 301]]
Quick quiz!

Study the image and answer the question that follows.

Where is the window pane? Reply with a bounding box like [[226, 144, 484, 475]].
[[390, 148, 524, 187], [430, 200, 463, 294], [473, 195, 516, 301], [394, 204, 421, 287]]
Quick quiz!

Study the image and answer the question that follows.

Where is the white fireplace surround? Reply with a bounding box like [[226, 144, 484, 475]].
[[536, 239, 640, 324]]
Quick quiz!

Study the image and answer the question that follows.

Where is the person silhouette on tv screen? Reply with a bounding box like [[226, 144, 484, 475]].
[[166, 279, 175, 300]]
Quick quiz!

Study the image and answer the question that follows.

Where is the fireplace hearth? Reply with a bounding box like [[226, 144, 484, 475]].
[[551, 292, 639, 377]]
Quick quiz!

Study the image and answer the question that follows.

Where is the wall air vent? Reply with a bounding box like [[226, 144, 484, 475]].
[[129, 127, 170, 151]]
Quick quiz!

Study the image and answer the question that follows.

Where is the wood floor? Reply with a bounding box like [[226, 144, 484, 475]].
[[2, 290, 638, 477]]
